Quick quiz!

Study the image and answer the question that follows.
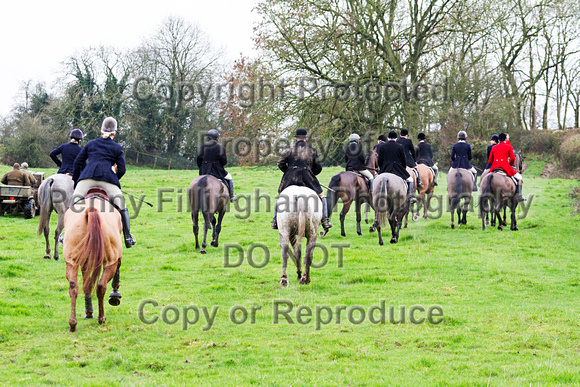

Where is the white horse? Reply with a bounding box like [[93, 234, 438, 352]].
[[276, 186, 323, 287], [37, 174, 74, 260]]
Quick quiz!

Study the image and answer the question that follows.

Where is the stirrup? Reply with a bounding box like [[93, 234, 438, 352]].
[[321, 218, 333, 230], [108, 290, 122, 306], [125, 234, 136, 248]]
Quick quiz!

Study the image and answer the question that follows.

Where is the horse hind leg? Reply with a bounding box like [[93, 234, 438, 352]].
[[340, 201, 351, 237], [96, 264, 117, 325], [200, 212, 212, 254], [300, 238, 315, 285], [211, 210, 225, 247], [53, 213, 65, 261], [66, 264, 79, 332], [510, 200, 519, 231], [192, 211, 200, 250], [43, 224, 51, 259], [280, 242, 290, 287], [355, 199, 363, 236]]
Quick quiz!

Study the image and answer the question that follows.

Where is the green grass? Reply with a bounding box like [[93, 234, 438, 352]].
[[0, 164, 579, 386]]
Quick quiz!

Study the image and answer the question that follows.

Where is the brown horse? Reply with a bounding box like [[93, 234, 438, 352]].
[[189, 175, 228, 253], [481, 150, 524, 227], [372, 173, 408, 245], [64, 194, 123, 332], [479, 172, 520, 231], [402, 165, 435, 226], [326, 154, 375, 237], [447, 168, 474, 229]]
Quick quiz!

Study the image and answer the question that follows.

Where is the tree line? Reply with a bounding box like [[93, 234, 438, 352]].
[[1, 2, 579, 170]]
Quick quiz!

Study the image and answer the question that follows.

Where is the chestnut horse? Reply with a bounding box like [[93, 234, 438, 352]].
[[64, 195, 122, 332], [402, 164, 435, 227], [189, 175, 228, 253]]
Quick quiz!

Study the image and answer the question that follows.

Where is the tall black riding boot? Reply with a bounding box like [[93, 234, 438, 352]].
[[226, 179, 237, 202], [407, 181, 417, 204], [271, 205, 278, 229], [320, 197, 333, 230], [108, 265, 122, 306], [433, 168, 439, 186], [517, 184, 527, 202], [120, 208, 136, 248], [415, 167, 424, 187]]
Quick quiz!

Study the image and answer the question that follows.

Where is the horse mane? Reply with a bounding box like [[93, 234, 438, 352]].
[[76, 207, 106, 295]]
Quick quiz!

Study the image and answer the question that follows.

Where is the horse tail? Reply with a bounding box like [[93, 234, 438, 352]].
[[37, 178, 54, 235], [376, 178, 389, 227], [77, 208, 105, 295], [196, 176, 208, 213], [326, 174, 341, 218], [451, 171, 462, 209], [297, 195, 306, 242], [480, 174, 493, 213]]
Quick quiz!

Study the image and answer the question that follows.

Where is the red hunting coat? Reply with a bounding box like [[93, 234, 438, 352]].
[[488, 141, 516, 176]]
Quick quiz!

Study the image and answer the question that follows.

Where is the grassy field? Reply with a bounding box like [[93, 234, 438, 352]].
[[1, 161, 579, 386]]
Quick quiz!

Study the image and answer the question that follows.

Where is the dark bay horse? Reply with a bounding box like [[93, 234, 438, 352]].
[[447, 168, 474, 229], [479, 172, 519, 231], [37, 174, 74, 260], [277, 186, 322, 287], [64, 196, 123, 332], [189, 175, 228, 253], [371, 173, 408, 245], [326, 154, 375, 236]]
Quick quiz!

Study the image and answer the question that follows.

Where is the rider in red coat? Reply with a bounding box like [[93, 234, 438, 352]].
[[488, 133, 526, 201]]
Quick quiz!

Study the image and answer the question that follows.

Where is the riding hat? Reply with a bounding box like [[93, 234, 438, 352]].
[[400, 129, 409, 136], [417, 133, 426, 141], [388, 131, 398, 139], [491, 134, 499, 142], [457, 131, 467, 140], [101, 117, 117, 133], [499, 133, 507, 141], [295, 129, 307, 139], [70, 129, 84, 140], [378, 134, 387, 142], [207, 129, 220, 139], [349, 133, 360, 142]]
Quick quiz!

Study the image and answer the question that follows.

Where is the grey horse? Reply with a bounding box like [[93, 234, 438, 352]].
[[37, 174, 74, 260], [371, 173, 408, 245]]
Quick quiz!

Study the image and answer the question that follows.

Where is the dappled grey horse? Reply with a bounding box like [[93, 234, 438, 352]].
[[37, 174, 74, 260], [371, 173, 408, 245], [276, 186, 323, 287]]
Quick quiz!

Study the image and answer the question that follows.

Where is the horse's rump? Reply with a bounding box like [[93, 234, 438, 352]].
[[189, 175, 227, 214], [277, 186, 322, 243], [372, 173, 406, 227]]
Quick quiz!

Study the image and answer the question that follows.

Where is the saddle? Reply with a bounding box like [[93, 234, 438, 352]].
[[85, 187, 109, 202], [491, 169, 517, 186]]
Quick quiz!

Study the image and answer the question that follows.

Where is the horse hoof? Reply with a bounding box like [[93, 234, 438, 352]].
[[280, 278, 288, 287], [498, 226, 503, 231], [319, 229, 327, 237], [369, 227, 375, 233], [412, 214, 419, 222], [108, 290, 121, 306], [451, 224, 455, 229], [54, 256, 59, 261], [299, 276, 310, 285], [341, 232, 346, 237], [85, 313, 94, 319], [403, 224, 408, 229], [357, 231, 362, 236], [379, 240, 383, 246], [511, 226, 519, 231], [485, 221, 490, 227], [43, 254, 51, 259], [69, 326, 76, 333], [98, 317, 106, 325], [200, 249, 206, 254], [211, 241, 218, 247], [390, 238, 397, 244]]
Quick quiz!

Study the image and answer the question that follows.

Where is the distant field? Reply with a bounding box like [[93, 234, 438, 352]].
[[1, 162, 579, 385]]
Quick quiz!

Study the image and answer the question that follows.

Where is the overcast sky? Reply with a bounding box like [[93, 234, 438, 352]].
[[0, 0, 257, 116]]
